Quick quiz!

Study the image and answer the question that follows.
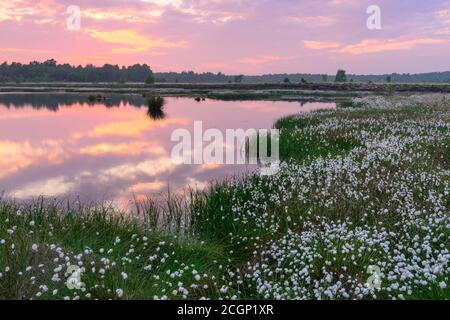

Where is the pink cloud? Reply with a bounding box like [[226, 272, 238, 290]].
[[340, 37, 448, 54], [239, 55, 295, 65], [303, 40, 341, 50], [85, 29, 188, 53]]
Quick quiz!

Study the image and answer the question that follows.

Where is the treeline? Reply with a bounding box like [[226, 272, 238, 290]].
[[1, 59, 450, 83], [154, 70, 450, 84], [155, 71, 230, 83], [0, 59, 154, 83]]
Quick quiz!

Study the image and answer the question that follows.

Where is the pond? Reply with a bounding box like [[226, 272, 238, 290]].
[[0, 93, 335, 209]]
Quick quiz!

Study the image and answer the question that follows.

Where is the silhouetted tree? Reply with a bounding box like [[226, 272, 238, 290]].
[[335, 69, 347, 82], [145, 73, 155, 84], [234, 74, 244, 83]]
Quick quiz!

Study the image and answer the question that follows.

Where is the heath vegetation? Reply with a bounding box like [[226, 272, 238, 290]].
[[1, 94, 449, 300]]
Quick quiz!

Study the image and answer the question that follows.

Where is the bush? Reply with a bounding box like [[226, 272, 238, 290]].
[[335, 69, 347, 82], [145, 73, 155, 85]]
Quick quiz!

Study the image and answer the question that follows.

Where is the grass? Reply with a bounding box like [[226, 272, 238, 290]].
[[0, 199, 229, 299], [275, 113, 360, 162], [1, 95, 449, 300]]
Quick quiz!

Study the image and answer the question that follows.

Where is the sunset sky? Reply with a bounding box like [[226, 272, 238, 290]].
[[0, 0, 449, 74]]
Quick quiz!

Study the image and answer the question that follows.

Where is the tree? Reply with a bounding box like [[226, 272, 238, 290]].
[[335, 69, 347, 82], [145, 73, 155, 84], [283, 77, 290, 83], [234, 74, 244, 83], [386, 75, 392, 83], [321, 74, 328, 82]]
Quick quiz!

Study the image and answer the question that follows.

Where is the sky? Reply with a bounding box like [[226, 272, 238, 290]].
[[0, 0, 449, 74]]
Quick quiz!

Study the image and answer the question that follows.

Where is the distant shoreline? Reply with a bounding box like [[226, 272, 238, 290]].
[[1, 82, 450, 98]]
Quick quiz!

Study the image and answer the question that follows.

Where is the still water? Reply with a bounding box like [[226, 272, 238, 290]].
[[0, 94, 335, 208]]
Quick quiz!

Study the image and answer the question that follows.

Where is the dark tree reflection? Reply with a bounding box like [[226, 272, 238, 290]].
[[146, 96, 166, 120]]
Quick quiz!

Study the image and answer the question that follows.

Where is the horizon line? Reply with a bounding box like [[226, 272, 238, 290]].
[[2, 59, 450, 77]]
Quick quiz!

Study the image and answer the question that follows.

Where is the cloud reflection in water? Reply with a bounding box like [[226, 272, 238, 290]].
[[0, 94, 335, 208]]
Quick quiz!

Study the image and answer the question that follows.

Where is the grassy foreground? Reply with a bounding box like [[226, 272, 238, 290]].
[[1, 95, 449, 300]]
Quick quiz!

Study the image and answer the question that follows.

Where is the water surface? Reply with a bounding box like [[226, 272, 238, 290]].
[[0, 94, 335, 208]]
